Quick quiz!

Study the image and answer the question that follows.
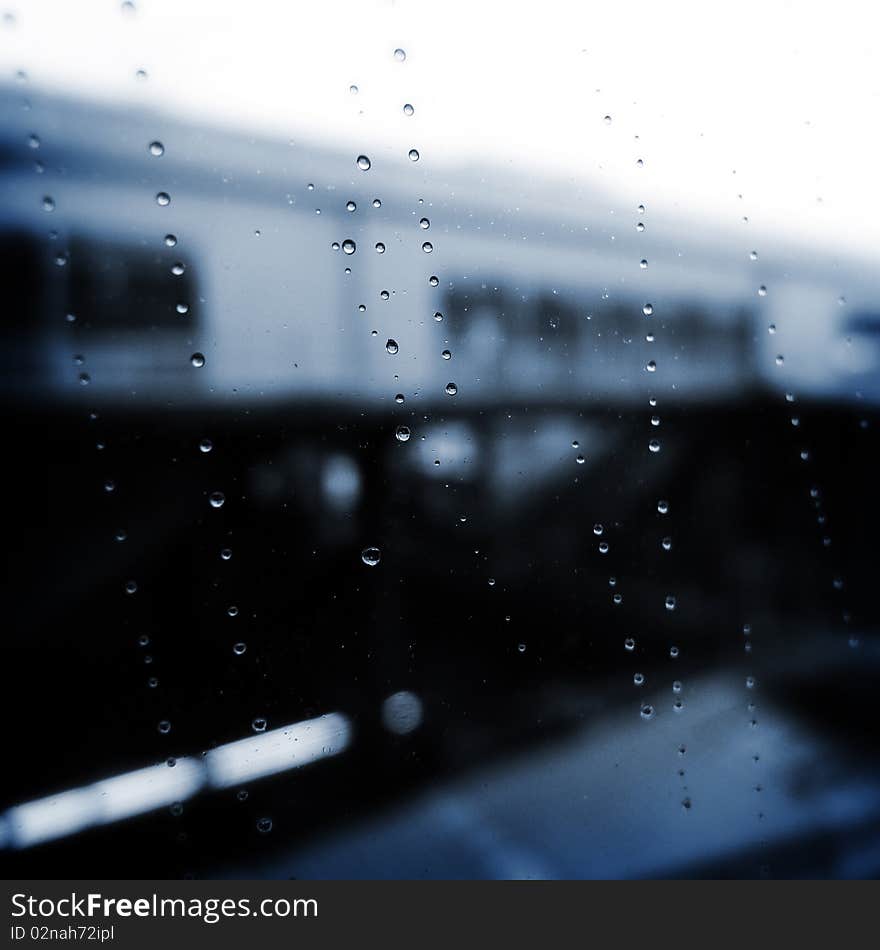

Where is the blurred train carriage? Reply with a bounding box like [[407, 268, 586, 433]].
[[1, 85, 879, 874]]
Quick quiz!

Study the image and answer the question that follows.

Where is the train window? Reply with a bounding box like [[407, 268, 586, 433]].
[[0, 230, 43, 333], [66, 236, 197, 334]]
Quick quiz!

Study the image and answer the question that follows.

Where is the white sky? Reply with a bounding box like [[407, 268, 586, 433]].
[[2, 0, 879, 257]]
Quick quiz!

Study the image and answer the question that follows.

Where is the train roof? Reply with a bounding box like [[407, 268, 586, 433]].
[[1, 84, 875, 292]]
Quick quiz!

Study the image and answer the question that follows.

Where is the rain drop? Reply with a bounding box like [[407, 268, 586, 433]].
[[361, 546, 381, 567]]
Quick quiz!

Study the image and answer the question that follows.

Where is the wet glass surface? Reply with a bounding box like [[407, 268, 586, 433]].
[[1, 1, 879, 879]]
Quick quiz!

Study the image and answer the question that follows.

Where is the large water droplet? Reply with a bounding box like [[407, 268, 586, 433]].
[[356, 154, 371, 170], [361, 546, 381, 567]]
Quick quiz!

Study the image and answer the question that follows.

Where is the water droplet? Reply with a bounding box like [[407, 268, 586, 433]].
[[252, 717, 267, 733], [746, 675, 756, 689], [598, 540, 609, 553], [372, 198, 381, 208], [593, 524, 603, 535], [643, 303, 653, 316], [661, 536, 672, 551], [640, 704, 655, 720], [393, 48, 406, 61], [657, 499, 669, 514], [445, 382, 458, 395], [227, 605, 239, 617], [646, 360, 656, 372], [758, 285, 767, 297], [349, 84, 358, 95], [648, 439, 661, 453], [361, 546, 381, 567], [374, 243, 386, 255], [164, 233, 177, 247], [209, 491, 225, 508], [199, 438, 213, 453], [669, 645, 680, 658], [190, 352, 205, 367], [419, 217, 430, 229], [155, 191, 170, 206], [221, 548, 232, 560], [633, 672, 644, 685], [346, 200, 357, 212], [256, 817, 273, 833], [429, 275, 439, 286], [639, 259, 648, 269], [775, 354, 784, 365], [603, 114, 612, 124], [624, 637, 635, 652], [158, 720, 171, 734], [233, 641, 246, 655], [171, 261, 185, 276], [422, 242, 433, 253], [385, 338, 399, 355], [517, 643, 526, 653], [342, 239, 356, 255], [41, 195, 54, 212], [176, 302, 189, 314], [394, 393, 405, 403], [441, 349, 451, 360], [125, 580, 137, 595], [665, 595, 677, 611], [356, 154, 371, 170], [408, 149, 420, 162], [749, 250, 758, 261], [148, 140, 164, 157], [395, 425, 411, 442]]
